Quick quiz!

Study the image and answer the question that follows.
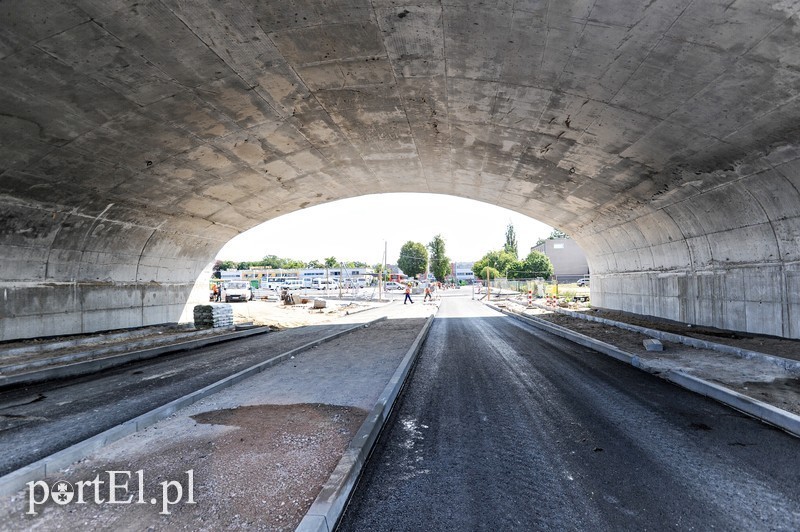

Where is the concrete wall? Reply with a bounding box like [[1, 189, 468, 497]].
[[0, 198, 235, 341], [578, 146, 800, 338]]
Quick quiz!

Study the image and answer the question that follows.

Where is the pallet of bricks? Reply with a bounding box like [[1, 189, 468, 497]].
[[193, 304, 234, 328]]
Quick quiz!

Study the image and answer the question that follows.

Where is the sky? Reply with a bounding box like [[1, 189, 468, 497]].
[[215, 193, 554, 265]]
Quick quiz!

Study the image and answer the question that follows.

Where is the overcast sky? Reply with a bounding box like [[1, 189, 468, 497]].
[[216, 193, 554, 265]]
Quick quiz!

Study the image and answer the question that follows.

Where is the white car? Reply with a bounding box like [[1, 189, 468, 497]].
[[384, 281, 406, 291], [577, 278, 590, 287]]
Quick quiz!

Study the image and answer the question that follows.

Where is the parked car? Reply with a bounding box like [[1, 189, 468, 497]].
[[577, 278, 590, 287], [384, 281, 405, 291]]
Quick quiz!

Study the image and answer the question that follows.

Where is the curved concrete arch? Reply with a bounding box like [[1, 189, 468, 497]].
[[1, 1, 799, 340]]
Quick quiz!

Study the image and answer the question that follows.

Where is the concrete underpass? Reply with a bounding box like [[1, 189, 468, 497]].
[[1, 0, 798, 341]]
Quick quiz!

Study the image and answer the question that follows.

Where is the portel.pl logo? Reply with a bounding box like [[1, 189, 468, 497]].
[[27, 470, 194, 516]]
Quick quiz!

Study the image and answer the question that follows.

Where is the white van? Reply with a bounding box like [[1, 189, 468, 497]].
[[264, 277, 287, 290], [312, 278, 338, 290], [282, 279, 304, 290], [222, 281, 251, 302]]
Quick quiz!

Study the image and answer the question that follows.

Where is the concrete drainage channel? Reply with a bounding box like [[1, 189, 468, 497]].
[[296, 314, 435, 532], [0, 316, 389, 497], [488, 304, 800, 439]]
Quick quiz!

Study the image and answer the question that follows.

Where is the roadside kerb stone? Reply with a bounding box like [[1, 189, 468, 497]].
[[0, 327, 269, 389], [643, 338, 664, 351], [296, 313, 436, 532], [490, 304, 800, 439], [0, 316, 387, 497], [536, 303, 800, 375]]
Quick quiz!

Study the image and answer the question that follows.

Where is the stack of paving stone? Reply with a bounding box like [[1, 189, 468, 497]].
[[193, 304, 234, 329]]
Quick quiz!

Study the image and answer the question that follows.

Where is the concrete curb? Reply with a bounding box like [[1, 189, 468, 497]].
[[0, 327, 270, 389], [295, 314, 436, 532], [532, 303, 800, 374], [489, 304, 800, 439], [0, 317, 388, 497]]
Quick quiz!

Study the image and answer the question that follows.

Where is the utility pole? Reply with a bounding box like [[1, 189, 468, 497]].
[[339, 262, 344, 298], [379, 241, 387, 301]]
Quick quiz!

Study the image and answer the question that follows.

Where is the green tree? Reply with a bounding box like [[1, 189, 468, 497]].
[[397, 241, 428, 279], [472, 250, 517, 278], [260, 255, 284, 269], [373, 263, 389, 281], [428, 234, 450, 282], [306, 259, 324, 269], [236, 261, 250, 270], [508, 250, 554, 280], [534, 228, 570, 247], [217, 259, 236, 271], [323, 256, 338, 287], [285, 258, 306, 269], [475, 266, 501, 281], [504, 223, 518, 258]]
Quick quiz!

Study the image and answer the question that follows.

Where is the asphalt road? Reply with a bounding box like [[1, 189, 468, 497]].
[[339, 296, 800, 531], [0, 319, 368, 476]]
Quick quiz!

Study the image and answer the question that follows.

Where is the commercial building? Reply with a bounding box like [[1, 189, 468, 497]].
[[531, 239, 589, 283]]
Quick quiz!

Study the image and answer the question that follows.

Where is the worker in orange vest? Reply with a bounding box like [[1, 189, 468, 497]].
[[404, 285, 414, 304]]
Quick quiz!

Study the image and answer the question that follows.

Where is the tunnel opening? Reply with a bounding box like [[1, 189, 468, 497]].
[[1, 1, 798, 341]]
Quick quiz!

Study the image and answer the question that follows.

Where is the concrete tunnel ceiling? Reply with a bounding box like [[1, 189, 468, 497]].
[[1, 0, 799, 341]]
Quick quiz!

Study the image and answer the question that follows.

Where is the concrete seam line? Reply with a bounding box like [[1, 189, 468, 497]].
[[295, 314, 436, 532], [0, 327, 271, 389], [491, 304, 800, 440], [0, 316, 388, 497]]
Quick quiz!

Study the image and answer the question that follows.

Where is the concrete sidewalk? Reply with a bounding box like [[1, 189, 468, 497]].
[[0, 301, 436, 531]]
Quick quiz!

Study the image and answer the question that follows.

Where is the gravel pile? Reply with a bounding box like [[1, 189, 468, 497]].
[[193, 305, 234, 328]]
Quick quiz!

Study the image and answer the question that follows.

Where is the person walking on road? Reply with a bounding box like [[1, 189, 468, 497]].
[[404, 285, 414, 304], [423, 285, 432, 302]]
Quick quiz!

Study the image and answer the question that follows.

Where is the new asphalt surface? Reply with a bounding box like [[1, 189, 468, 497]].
[[339, 296, 800, 531]]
